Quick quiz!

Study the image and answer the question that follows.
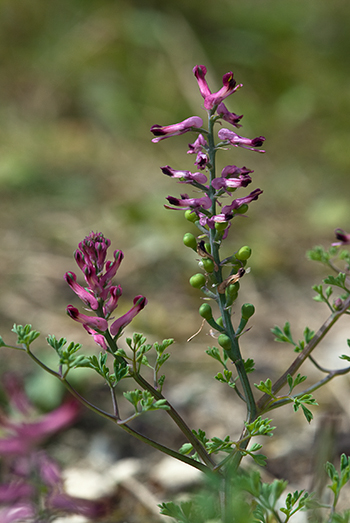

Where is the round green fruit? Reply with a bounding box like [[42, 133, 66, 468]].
[[189, 273, 206, 289], [226, 282, 240, 298], [199, 303, 213, 320], [236, 246, 252, 261], [183, 233, 197, 250], [202, 258, 215, 273], [241, 303, 255, 319], [235, 204, 249, 215], [218, 334, 232, 350], [214, 222, 228, 232], [184, 210, 198, 223]]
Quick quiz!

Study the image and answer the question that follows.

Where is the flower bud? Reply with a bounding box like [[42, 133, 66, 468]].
[[236, 246, 252, 261], [204, 243, 211, 254], [241, 303, 255, 319], [333, 298, 343, 311], [184, 210, 198, 223], [199, 303, 213, 320], [183, 233, 197, 251], [218, 334, 231, 350], [202, 258, 215, 273], [189, 273, 206, 289]]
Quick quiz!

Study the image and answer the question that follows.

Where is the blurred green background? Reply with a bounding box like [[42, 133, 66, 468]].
[[0, 0, 349, 380]]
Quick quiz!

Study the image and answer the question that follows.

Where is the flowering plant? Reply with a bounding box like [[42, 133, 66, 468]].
[[1, 65, 350, 522]]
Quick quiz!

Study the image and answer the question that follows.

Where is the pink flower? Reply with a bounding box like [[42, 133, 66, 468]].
[[187, 133, 207, 154], [0, 503, 35, 523], [165, 194, 212, 211], [0, 374, 79, 456], [110, 295, 148, 337], [194, 151, 208, 170], [217, 102, 243, 127], [212, 173, 252, 192], [66, 305, 108, 332], [64, 272, 99, 310], [150, 116, 203, 142], [103, 285, 123, 315], [161, 166, 207, 184], [76, 232, 111, 272], [332, 228, 350, 246], [193, 65, 241, 110], [219, 189, 263, 218], [218, 128, 266, 153]]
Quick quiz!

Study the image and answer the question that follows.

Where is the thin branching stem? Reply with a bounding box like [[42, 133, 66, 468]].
[[257, 293, 350, 413]]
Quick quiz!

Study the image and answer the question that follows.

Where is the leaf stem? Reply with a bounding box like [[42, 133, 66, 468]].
[[257, 294, 350, 413]]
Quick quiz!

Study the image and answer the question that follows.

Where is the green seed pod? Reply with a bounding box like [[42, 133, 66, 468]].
[[184, 210, 198, 223], [214, 222, 228, 232], [189, 273, 206, 289], [218, 334, 232, 350], [236, 246, 252, 261], [204, 242, 211, 254], [199, 303, 213, 320], [235, 204, 249, 215], [241, 303, 255, 320], [225, 294, 238, 308], [183, 233, 197, 251], [202, 258, 215, 273], [216, 317, 224, 328], [226, 282, 240, 297]]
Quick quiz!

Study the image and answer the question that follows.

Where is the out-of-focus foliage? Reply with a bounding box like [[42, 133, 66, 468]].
[[0, 0, 349, 343]]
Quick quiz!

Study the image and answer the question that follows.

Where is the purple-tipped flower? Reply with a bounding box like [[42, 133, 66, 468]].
[[0, 375, 79, 456], [187, 134, 207, 154], [161, 166, 207, 184], [212, 173, 252, 192], [66, 233, 147, 349], [218, 128, 266, 153], [150, 116, 203, 143], [110, 295, 148, 337], [221, 165, 253, 178], [217, 102, 243, 127], [0, 503, 35, 523], [219, 189, 263, 219], [193, 65, 241, 110], [64, 272, 99, 310], [66, 305, 108, 332], [103, 284, 123, 315], [76, 232, 111, 272], [332, 228, 350, 246], [165, 194, 212, 211], [194, 151, 208, 170]]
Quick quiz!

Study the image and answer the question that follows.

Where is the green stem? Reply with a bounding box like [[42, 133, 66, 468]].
[[133, 371, 216, 469], [260, 364, 350, 414], [206, 108, 257, 425], [257, 293, 350, 413], [104, 331, 216, 470], [23, 345, 211, 474]]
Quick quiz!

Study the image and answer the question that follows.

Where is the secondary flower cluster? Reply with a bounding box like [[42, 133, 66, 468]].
[[150, 65, 265, 238], [65, 232, 147, 349], [0, 374, 107, 522]]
